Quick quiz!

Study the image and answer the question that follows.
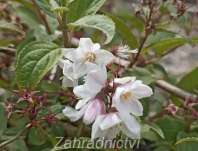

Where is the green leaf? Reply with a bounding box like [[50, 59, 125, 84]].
[[109, 15, 138, 49], [28, 127, 47, 146], [16, 41, 62, 89], [141, 123, 165, 141], [176, 132, 198, 151], [67, 0, 106, 22], [155, 116, 186, 141], [176, 137, 198, 145], [8, 139, 28, 151], [0, 104, 7, 137], [35, 0, 55, 17], [145, 37, 187, 56], [69, 15, 115, 44], [177, 67, 198, 92]]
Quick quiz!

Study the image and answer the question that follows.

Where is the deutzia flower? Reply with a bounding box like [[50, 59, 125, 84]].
[[73, 66, 107, 110], [63, 38, 114, 76], [113, 77, 153, 116], [62, 98, 105, 125], [91, 112, 140, 140]]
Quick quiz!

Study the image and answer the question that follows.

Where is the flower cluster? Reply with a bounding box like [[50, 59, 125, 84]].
[[60, 38, 153, 140]]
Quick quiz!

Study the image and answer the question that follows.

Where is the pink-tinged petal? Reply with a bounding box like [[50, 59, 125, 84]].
[[83, 99, 105, 125], [118, 112, 140, 138], [100, 113, 121, 130], [62, 105, 87, 122], [91, 114, 106, 140], [115, 98, 143, 116], [95, 50, 115, 65], [132, 84, 153, 99], [75, 98, 91, 110]]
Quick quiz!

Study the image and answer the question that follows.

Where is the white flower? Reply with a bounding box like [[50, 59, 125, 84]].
[[63, 38, 114, 76], [91, 112, 140, 140], [62, 99, 105, 125], [112, 77, 153, 116], [73, 66, 107, 110]]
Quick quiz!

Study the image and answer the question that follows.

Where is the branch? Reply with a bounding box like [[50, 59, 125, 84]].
[[156, 80, 197, 100], [0, 124, 31, 149], [31, 0, 52, 34], [0, 47, 15, 56]]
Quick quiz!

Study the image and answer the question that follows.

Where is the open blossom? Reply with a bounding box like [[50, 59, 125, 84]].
[[113, 77, 153, 116], [62, 99, 105, 125], [91, 112, 140, 140], [73, 66, 107, 109], [62, 38, 114, 77]]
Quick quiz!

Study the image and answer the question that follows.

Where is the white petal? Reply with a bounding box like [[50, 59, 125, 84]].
[[100, 113, 121, 130], [79, 38, 94, 51], [132, 83, 153, 99], [86, 66, 107, 92], [115, 98, 143, 116], [75, 98, 91, 110], [62, 106, 86, 122], [93, 43, 101, 51], [95, 50, 115, 65], [73, 85, 93, 99], [120, 124, 140, 139], [114, 77, 136, 84], [118, 112, 140, 138], [91, 114, 106, 140], [62, 48, 75, 58]]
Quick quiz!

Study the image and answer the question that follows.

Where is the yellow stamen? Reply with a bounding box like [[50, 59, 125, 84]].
[[84, 52, 96, 63], [120, 91, 132, 101]]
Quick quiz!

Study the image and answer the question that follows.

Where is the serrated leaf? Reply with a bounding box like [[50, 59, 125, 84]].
[[16, 41, 62, 89], [109, 15, 138, 49], [69, 15, 115, 44], [67, 0, 106, 22]]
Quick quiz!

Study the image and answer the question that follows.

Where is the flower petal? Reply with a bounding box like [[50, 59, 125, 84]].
[[62, 106, 86, 122], [79, 38, 94, 51], [100, 113, 121, 130], [118, 112, 140, 138], [91, 114, 106, 140], [75, 98, 91, 110], [114, 98, 143, 116], [83, 99, 105, 125], [132, 83, 153, 99], [95, 50, 114, 65]]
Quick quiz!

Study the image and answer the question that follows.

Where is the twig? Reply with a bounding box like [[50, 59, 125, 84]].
[[129, 1, 154, 67], [31, 0, 52, 34], [156, 80, 197, 101], [0, 124, 31, 149], [0, 47, 15, 56]]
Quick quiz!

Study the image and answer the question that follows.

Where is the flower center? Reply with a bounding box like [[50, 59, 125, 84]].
[[84, 52, 96, 63], [120, 91, 132, 101]]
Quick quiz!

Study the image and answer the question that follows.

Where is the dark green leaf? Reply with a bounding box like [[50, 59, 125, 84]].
[[16, 41, 62, 89], [109, 15, 138, 49], [28, 127, 47, 146], [0, 104, 7, 137]]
